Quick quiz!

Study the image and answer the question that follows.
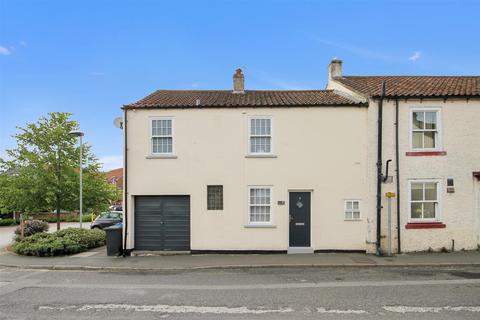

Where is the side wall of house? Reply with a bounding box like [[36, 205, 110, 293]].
[[124, 106, 369, 251]]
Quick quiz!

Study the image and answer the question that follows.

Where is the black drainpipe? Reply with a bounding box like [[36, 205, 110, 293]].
[[376, 81, 386, 256], [123, 108, 129, 257], [395, 99, 401, 254]]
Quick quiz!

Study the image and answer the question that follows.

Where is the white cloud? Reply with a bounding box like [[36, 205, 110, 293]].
[[0, 46, 11, 56], [409, 51, 422, 62], [19, 41, 27, 47], [98, 155, 123, 171]]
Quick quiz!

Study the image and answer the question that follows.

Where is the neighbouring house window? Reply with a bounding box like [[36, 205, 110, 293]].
[[249, 117, 272, 154], [151, 118, 173, 154], [248, 187, 272, 224], [409, 180, 440, 221], [207, 185, 223, 210], [344, 200, 361, 220], [411, 110, 440, 150]]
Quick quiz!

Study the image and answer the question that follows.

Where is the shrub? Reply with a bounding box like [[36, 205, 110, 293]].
[[0, 218, 19, 226], [42, 213, 95, 223], [13, 228, 106, 256], [14, 220, 49, 237]]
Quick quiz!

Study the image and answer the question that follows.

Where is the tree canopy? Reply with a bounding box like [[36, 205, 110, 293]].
[[0, 112, 120, 228]]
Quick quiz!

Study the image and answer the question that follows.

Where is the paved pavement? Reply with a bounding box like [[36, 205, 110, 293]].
[[1, 265, 479, 319], [1, 246, 479, 271], [0, 222, 91, 250]]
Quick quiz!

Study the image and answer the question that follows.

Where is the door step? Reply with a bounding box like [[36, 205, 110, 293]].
[[287, 247, 314, 254], [131, 250, 191, 257]]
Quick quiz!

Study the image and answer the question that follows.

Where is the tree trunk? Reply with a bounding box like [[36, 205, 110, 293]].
[[56, 196, 61, 231]]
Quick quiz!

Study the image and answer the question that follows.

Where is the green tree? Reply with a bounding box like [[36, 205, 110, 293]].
[[0, 112, 119, 229]]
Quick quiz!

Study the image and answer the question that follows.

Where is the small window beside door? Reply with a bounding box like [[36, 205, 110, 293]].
[[207, 185, 223, 210], [248, 186, 272, 225], [344, 200, 361, 220]]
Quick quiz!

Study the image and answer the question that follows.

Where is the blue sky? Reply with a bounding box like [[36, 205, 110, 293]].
[[1, 0, 479, 170]]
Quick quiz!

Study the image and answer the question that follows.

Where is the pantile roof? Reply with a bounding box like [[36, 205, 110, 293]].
[[124, 90, 364, 108], [336, 76, 480, 98]]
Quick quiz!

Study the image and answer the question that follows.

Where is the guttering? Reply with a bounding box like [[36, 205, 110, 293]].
[[370, 94, 480, 100], [376, 81, 386, 256], [122, 107, 129, 257], [395, 99, 401, 254]]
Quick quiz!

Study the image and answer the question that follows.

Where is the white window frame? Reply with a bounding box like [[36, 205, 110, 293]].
[[150, 117, 174, 155], [247, 116, 273, 155], [344, 199, 361, 220], [247, 185, 274, 226], [407, 179, 442, 223], [409, 108, 442, 151]]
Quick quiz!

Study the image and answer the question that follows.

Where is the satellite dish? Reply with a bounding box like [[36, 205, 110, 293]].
[[113, 117, 123, 129]]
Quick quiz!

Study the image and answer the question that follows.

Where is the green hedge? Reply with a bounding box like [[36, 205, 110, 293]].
[[43, 214, 96, 223], [1, 214, 96, 225], [13, 228, 106, 257], [0, 218, 19, 226]]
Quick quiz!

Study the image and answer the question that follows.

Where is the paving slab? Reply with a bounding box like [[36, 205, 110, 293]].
[[0, 246, 479, 271]]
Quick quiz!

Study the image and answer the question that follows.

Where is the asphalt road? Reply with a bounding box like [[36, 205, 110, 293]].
[[1, 266, 479, 319], [0, 222, 91, 249]]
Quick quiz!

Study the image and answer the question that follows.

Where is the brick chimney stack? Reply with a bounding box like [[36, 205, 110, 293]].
[[328, 58, 343, 80], [233, 68, 245, 93]]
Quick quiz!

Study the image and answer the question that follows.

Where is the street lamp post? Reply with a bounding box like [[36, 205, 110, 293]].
[[70, 130, 84, 229]]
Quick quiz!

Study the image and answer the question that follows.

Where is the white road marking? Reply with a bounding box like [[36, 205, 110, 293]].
[[33, 278, 480, 291], [383, 306, 480, 313], [317, 307, 367, 314], [39, 304, 294, 314], [0, 281, 10, 287]]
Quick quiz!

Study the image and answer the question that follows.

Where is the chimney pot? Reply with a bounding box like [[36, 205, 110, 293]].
[[328, 58, 343, 80], [233, 68, 245, 93]]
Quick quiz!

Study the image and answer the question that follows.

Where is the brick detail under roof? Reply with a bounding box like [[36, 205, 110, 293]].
[[124, 90, 364, 108], [337, 76, 480, 98]]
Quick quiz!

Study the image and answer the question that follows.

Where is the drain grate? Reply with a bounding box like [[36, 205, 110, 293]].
[[350, 257, 377, 264]]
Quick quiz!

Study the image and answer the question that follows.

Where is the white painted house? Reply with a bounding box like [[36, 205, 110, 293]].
[[122, 61, 480, 254]]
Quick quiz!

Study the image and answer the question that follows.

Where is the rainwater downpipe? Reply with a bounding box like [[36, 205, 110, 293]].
[[395, 99, 401, 254], [123, 108, 129, 257], [376, 81, 386, 256]]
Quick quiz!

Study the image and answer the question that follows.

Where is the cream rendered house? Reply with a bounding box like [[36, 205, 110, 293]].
[[122, 61, 480, 254]]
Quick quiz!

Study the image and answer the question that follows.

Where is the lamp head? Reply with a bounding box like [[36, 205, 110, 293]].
[[69, 130, 84, 137]]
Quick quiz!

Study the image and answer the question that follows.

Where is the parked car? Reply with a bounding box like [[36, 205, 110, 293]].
[[91, 211, 123, 230]]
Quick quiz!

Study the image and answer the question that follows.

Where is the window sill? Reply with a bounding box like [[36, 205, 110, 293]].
[[405, 222, 446, 229], [244, 224, 276, 228], [245, 154, 277, 158], [344, 219, 362, 222], [406, 151, 447, 156], [146, 154, 178, 159]]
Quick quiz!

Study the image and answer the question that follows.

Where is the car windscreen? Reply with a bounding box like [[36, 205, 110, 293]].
[[98, 212, 122, 220]]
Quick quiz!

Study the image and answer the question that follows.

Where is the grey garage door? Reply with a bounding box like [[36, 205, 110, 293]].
[[134, 196, 190, 251]]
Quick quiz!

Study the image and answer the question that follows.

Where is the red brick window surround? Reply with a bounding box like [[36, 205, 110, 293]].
[[406, 151, 447, 156], [405, 222, 446, 229]]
